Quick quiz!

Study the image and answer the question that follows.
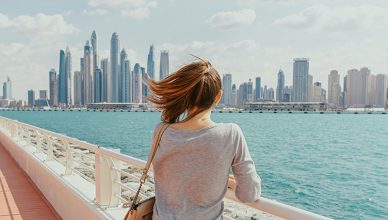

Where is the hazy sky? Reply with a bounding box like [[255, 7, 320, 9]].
[[2, 0, 388, 100]]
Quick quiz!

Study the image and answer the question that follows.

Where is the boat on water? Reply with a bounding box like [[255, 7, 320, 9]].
[[0, 116, 331, 220]]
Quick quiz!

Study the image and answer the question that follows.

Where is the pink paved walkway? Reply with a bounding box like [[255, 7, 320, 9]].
[[0, 144, 61, 220]]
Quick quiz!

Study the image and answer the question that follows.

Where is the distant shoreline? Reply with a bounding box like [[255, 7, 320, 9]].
[[0, 108, 386, 114]]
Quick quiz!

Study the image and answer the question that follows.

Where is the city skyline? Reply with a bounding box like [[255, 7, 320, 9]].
[[2, 1, 388, 100]]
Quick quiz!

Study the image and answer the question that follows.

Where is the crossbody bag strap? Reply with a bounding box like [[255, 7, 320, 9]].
[[129, 122, 169, 210]]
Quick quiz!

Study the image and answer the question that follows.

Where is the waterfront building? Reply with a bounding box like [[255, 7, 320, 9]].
[[268, 88, 275, 101], [368, 75, 376, 106], [133, 63, 142, 103], [312, 82, 324, 102], [375, 74, 387, 107], [276, 69, 285, 102], [328, 70, 341, 107], [147, 45, 155, 79], [39, 90, 48, 100], [94, 68, 103, 103], [91, 31, 98, 71], [100, 59, 109, 102], [2, 77, 12, 100], [248, 80, 254, 102], [83, 41, 94, 104], [283, 86, 292, 102], [80, 58, 85, 104], [73, 71, 82, 106], [308, 75, 313, 102], [263, 85, 268, 99], [231, 84, 237, 107], [110, 33, 120, 102], [124, 60, 132, 103], [222, 74, 232, 106], [27, 90, 35, 106], [344, 68, 370, 107], [119, 49, 127, 103], [255, 77, 261, 101], [49, 68, 58, 106], [159, 50, 169, 80], [292, 58, 309, 102], [58, 48, 72, 105], [141, 67, 147, 101]]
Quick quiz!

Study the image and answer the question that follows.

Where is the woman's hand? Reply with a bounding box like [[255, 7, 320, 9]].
[[227, 175, 236, 191]]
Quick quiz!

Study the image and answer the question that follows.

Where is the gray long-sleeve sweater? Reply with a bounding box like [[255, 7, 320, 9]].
[[152, 122, 261, 220]]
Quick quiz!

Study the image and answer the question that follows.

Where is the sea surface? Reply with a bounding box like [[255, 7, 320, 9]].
[[0, 111, 387, 220]]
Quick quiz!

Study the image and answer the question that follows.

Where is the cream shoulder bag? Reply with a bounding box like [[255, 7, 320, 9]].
[[124, 122, 170, 220]]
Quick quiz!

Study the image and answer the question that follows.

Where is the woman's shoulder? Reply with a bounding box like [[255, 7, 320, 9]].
[[214, 123, 243, 134]]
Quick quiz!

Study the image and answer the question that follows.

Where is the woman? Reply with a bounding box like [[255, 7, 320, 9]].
[[146, 59, 261, 220]]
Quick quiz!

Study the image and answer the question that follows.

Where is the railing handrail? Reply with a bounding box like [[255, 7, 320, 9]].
[[0, 116, 331, 220]]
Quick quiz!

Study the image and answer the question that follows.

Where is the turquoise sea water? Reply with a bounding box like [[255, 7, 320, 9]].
[[0, 111, 387, 220]]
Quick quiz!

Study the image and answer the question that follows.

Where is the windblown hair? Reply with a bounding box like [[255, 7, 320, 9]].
[[146, 59, 222, 123]]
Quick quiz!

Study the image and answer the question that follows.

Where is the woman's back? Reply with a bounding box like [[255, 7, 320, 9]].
[[152, 123, 261, 220]]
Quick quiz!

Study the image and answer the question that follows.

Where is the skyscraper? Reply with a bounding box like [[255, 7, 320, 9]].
[[83, 40, 94, 104], [255, 77, 261, 101], [133, 63, 142, 103], [91, 31, 98, 70], [73, 71, 82, 106], [247, 79, 253, 102], [119, 49, 127, 102], [222, 74, 232, 106], [292, 58, 309, 102], [58, 48, 71, 105], [80, 58, 85, 104], [141, 67, 147, 100], [94, 68, 103, 103], [124, 60, 131, 102], [101, 59, 109, 102], [147, 44, 155, 79], [231, 84, 237, 107], [2, 77, 12, 100], [39, 90, 48, 100], [344, 68, 370, 107], [308, 74, 313, 102], [159, 50, 169, 80], [276, 69, 285, 102], [28, 90, 35, 106], [110, 33, 120, 102], [49, 68, 58, 106], [375, 74, 387, 108], [58, 50, 66, 103], [328, 70, 341, 107]]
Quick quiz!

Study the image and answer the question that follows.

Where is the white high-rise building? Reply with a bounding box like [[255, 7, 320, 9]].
[[159, 50, 169, 80], [119, 49, 127, 103], [375, 74, 387, 108], [276, 69, 285, 102], [292, 58, 309, 102], [120, 49, 131, 103], [133, 63, 142, 103], [83, 40, 94, 104], [101, 59, 109, 102], [328, 70, 341, 107], [110, 33, 120, 102], [344, 68, 370, 107], [49, 68, 58, 106], [2, 77, 12, 100], [73, 71, 82, 106], [231, 84, 237, 107], [147, 45, 155, 79], [222, 74, 232, 106]]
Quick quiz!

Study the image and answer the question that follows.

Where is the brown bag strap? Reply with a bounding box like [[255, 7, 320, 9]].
[[129, 122, 169, 210]]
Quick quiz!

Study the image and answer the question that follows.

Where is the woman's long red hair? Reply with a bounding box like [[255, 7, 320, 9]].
[[146, 59, 222, 123]]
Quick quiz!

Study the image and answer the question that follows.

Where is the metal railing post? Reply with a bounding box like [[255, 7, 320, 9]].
[[64, 139, 73, 175], [46, 135, 54, 161], [95, 147, 121, 208]]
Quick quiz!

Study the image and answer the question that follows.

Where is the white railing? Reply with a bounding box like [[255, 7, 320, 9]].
[[0, 116, 331, 220]]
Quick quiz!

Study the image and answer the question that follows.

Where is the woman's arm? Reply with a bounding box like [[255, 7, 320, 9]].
[[231, 124, 261, 203]]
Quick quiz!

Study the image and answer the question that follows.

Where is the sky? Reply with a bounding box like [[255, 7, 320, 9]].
[[1, 0, 388, 100]]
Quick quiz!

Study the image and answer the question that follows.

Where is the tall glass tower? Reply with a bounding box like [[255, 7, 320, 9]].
[[276, 69, 285, 102], [147, 45, 155, 79], [110, 32, 120, 102], [159, 50, 169, 80], [292, 58, 309, 102]]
